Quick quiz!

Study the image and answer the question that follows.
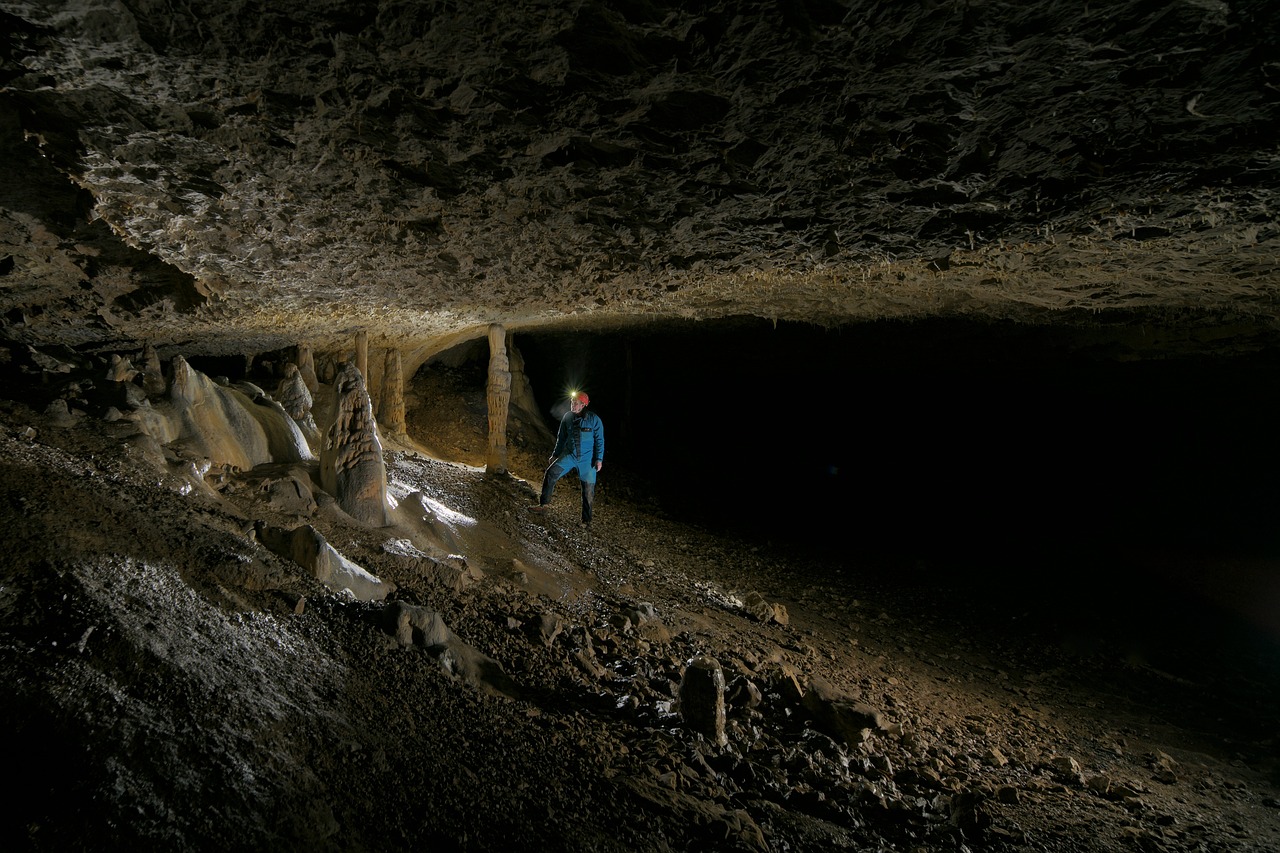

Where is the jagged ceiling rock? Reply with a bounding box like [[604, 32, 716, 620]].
[[1, 0, 1278, 358]]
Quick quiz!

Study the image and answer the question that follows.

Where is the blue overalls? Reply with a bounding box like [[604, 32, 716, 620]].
[[539, 409, 605, 524]]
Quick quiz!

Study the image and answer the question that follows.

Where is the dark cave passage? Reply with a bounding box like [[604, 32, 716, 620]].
[[515, 318, 1280, 667], [517, 318, 1280, 560]]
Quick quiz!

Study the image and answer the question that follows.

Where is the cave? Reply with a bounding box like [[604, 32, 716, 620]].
[[2, 1, 1279, 851]]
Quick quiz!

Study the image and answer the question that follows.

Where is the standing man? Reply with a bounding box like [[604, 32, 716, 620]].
[[531, 390, 604, 527]]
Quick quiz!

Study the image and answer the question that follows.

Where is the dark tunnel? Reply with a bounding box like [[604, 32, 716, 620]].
[[512, 319, 1280, 674]]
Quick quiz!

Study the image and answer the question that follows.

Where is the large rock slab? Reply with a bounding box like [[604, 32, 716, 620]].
[[255, 522, 392, 601]]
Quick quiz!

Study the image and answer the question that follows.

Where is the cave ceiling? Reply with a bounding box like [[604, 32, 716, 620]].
[[1, 0, 1278, 361]]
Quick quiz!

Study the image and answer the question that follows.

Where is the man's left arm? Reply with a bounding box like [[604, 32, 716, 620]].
[[593, 414, 605, 471]]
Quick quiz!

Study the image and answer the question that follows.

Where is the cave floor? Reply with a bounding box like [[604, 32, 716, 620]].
[[1, 373, 1277, 851]]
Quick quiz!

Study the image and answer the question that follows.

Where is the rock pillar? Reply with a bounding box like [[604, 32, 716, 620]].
[[275, 363, 321, 450], [355, 330, 369, 383], [320, 361, 388, 526], [296, 344, 319, 393], [379, 349, 406, 436], [141, 343, 167, 396], [485, 324, 511, 475]]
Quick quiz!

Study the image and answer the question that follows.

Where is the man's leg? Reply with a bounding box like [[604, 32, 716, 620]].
[[577, 459, 597, 525], [538, 457, 572, 506], [581, 482, 594, 526]]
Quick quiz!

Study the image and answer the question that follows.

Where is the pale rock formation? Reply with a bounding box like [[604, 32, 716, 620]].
[[254, 521, 392, 601], [105, 354, 137, 383], [140, 343, 166, 397], [131, 356, 313, 472], [295, 345, 319, 393], [274, 363, 321, 451], [320, 361, 388, 526]]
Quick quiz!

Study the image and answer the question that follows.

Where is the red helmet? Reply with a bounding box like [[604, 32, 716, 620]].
[[571, 390, 589, 405]]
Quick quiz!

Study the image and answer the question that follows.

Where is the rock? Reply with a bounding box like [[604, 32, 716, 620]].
[[258, 469, 318, 516], [140, 342, 166, 396], [628, 602, 659, 624], [1149, 750, 1179, 784], [572, 649, 608, 679], [726, 676, 763, 711], [800, 678, 886, 748], [43, 398, 79, 428], [678, 656, 727, 747], [105, 353, 138, 382], [371, 601, 517, 699], [142, 356, 313, 471], [1049, 755, 1085, 785], [535, 612, 563, 647], [255, 521, 393, 601], [984, 747, 1009, 767], [319, 361, 389, 526], [744, 591, 787, 625]]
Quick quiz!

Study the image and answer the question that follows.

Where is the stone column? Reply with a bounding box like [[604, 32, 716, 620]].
[[485, 324, 511, 475], [355, 330, 369, 382], [296, 344, 319, 393], [380, 348, 406, 436]]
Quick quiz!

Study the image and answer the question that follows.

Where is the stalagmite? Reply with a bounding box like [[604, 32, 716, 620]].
[[296, 344, 319, 393], [320, 360, 388, 526], [275, 363, 321, 450], [140, 342, 166, 397], [485, 323, 511, 475], [379, 349, 406, 436]]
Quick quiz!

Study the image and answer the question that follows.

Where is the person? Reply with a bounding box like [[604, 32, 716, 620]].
[[530, 390, 604, 526]]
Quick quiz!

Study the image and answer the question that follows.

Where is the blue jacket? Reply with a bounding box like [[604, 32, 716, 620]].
[[553, 409, 604, 465]]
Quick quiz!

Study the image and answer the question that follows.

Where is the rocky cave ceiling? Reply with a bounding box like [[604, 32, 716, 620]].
[[1, 0, 1278, 363]]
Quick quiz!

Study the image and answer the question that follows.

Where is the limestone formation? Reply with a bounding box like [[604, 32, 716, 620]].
[[140, 343, 166, 397], [274, 363, 320, 450], [295, 345, 319, 393], [320, 361, 388, 526], [485, 324, 511, 475], [354, 330, 368, 384], [142, 355, 312, 471], [105, 354, 137, 383], [378, 349, 406, 436]]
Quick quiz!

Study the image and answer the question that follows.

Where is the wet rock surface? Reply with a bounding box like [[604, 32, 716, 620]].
[[1, 358, 1277, 852]]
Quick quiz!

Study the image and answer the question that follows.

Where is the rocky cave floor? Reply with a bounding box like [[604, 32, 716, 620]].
[[3, 363, 1279, 852]]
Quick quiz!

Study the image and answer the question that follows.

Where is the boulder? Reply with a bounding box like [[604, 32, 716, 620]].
[[678, 656, 727, 747], [800, 677, 887, 747]]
